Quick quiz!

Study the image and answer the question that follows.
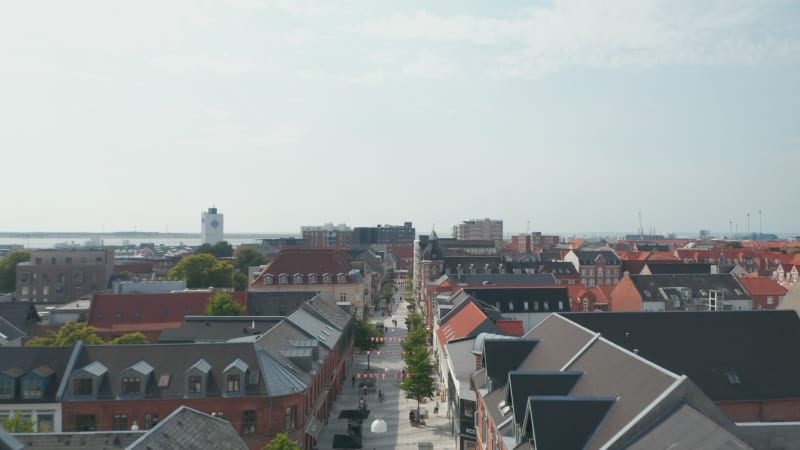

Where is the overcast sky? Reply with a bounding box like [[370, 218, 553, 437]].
[[2, 0, 799, 236]]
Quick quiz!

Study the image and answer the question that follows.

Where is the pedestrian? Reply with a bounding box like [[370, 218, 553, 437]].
[[352, 375, 356, 387], [434, 402, 439, 416]]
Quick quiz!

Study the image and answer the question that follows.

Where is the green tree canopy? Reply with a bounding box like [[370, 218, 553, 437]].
[[400, 348, 436, 414], [195, 241, 234, 258], [108, 332, 148, 345], [354, 320, 384, 353], [204, 292, 245, 316], [168, 254, 234, 288], [262, 432, 302, 450], [233, 246, 268, 274], [725, 241, 743, 249], [0, 250, 31, 293], [2, 411, 35, 432], [27, 321, 104, 346]]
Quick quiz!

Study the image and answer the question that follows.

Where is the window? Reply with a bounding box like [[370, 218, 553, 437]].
[[19, 272, 30, 283], [597, 268, 604, 278], [145, 413, 159, 429], [323, 273, 332, 283], [242, 410, 257, 434], [112, 413, 128, 431], [558, 301, 564, 310], [508, 302, 514, 311], [339, 293, 347, 302], [43, 285, 50, 296], [308, 273, 318, 284], [22, 379, 43, 399], [211, 411, 224, 418], [285, 406, 296, 430], [583, 298, 589, 312], [279, 274, 289, 284], [767, 296, 774, 305], [74, 378, 93, 395], [188, 375, 202, 393], [294, 274, 303, 284], [21, 286, 28, 296], [37, 412, 54, 432], [122, 376, 141, 395], [337, 274, 347, 283], [523, 301, 529, 311], [227, 374, 240, 393], [0, 379, 13, 399], [65, 257, 73, 265], [264, 274, 273, 284], [76, 414, 96, 431]]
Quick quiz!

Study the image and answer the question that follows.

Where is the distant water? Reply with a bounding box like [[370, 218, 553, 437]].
[[0, 233, 298, 249]]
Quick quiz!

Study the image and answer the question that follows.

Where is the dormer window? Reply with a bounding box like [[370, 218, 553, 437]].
[[293, 273, 303, 284], [323, 273, 332, 284], [74, 378, 93, 395], [264, 274, 273, 284], [122, 377, 141, 394], [308, 273, 318, 284], [22, 379, 43, 399], [223, 358, 249, 397], [337, 273, 347, 283], [0, 378, 13, 399], [279, 274, 289, 285], [185, 358, 211, 397]]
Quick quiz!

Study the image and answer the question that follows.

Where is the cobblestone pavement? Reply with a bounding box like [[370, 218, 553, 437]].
[[316, 292, 456, 450]]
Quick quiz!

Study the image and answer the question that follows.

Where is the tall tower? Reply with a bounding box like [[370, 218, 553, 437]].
[[201, 207, 224, 245]]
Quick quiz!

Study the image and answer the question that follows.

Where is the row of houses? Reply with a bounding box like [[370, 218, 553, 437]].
[[0, 292, 354, 450]]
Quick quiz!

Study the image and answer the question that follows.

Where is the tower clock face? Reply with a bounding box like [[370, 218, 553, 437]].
[[211, 219, 219, 229]]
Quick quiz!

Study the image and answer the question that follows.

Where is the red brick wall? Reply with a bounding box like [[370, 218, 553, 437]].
[[610, 275, 642, 311], [717, 399, 800, 422]]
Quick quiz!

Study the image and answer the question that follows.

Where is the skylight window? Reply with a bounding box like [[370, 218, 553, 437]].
[[726, 372, 741, 385], [158, 374, 171, 388]]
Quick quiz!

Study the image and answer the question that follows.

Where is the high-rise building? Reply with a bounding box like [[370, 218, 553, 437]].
[[452, 218, 503, 242], [531, 232, 560, 250], [201, 207, 224, 245]]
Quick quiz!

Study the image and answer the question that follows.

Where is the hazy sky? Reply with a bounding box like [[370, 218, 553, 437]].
[[2, 0, 799, 235]]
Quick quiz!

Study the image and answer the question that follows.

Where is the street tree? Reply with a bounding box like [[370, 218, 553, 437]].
[[27, 321, 104, 346], [195, 241, 234, 257], [168, 254, 234, 288], [262, 432, 302, 450], [205, 292, 245, 316], [354, 320, 384, 354], [0, 250, 31, 293], [2, 411, 35, 432], [400, 348, 436, 417]]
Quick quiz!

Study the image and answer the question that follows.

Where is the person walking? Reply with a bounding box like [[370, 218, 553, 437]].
[[434, 402, 439, 416]]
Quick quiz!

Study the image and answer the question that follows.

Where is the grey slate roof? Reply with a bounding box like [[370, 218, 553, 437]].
[[574, 250, 621, 265], [126, 405, 249, 450], [630, 273, 750, 301], [257, 349, 307, 396], [246, 290, 320, 316], [0, 427, 23, 450], [644, 263, 712, 275], [465, 287, 571, 314], [10, 431, 142, 449], [0, 315, 24, 343], [0, 346, 73, 405], [444, 273, 557, 286], [287, 307, 341, 350], [0, 303, 39, 332], [157, 316, 282, 343]]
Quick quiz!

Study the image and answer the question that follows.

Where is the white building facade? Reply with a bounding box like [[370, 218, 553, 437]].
[[200, 207, 224, 245]]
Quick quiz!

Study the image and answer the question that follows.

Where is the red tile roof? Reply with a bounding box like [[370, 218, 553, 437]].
[[495, 320, 525, 336], [88, 291, 246, 331], [738, 277, 788, 296], [251, 249, 356, 285], [437, 301, 488, 348]]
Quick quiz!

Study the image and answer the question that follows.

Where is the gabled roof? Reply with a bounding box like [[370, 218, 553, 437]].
[[524, 396, 615, 450], [484, 339, 539, 390], [572, 250, 621, 265], [437, 301, 490, 347], [495, 320, 525, 336], [644, 263, 712, 275], [444, 273, 558, 286], [247, 290, 320, 316], [0, 346, 73, 404], [126, 405, 249, 450], [738, 276, 788, 296], [287, 307, 341, 350], [507, 371, 582, 427], [562, 310, 800, 402], [251, 249, 357, 285], [465, 287, 571, 314]]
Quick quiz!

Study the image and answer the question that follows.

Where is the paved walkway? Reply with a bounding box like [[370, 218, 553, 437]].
[[317, 292, 455, 450]]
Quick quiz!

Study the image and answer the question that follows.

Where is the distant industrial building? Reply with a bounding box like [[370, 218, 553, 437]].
[[200, 207, 224, 245]]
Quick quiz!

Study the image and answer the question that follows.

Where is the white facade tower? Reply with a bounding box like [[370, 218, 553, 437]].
[[201, 207, 224, 245]]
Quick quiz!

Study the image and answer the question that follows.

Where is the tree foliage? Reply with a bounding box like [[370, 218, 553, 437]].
[[108, 332, 148, 345], [262, 432, 302, 450], [168, 254, 234, 288], [354, 320, 384, 353], [234, 246, 268, 274], [400, 343, 436, 414], [27, 321, 104, 346], [195, 241, 234, 258], [204, 292, 245, 316], [27, 321, 147, 346], [725, 241, 743, 249], [2, 411, 35, 433], [0, 251, 31, 293]]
